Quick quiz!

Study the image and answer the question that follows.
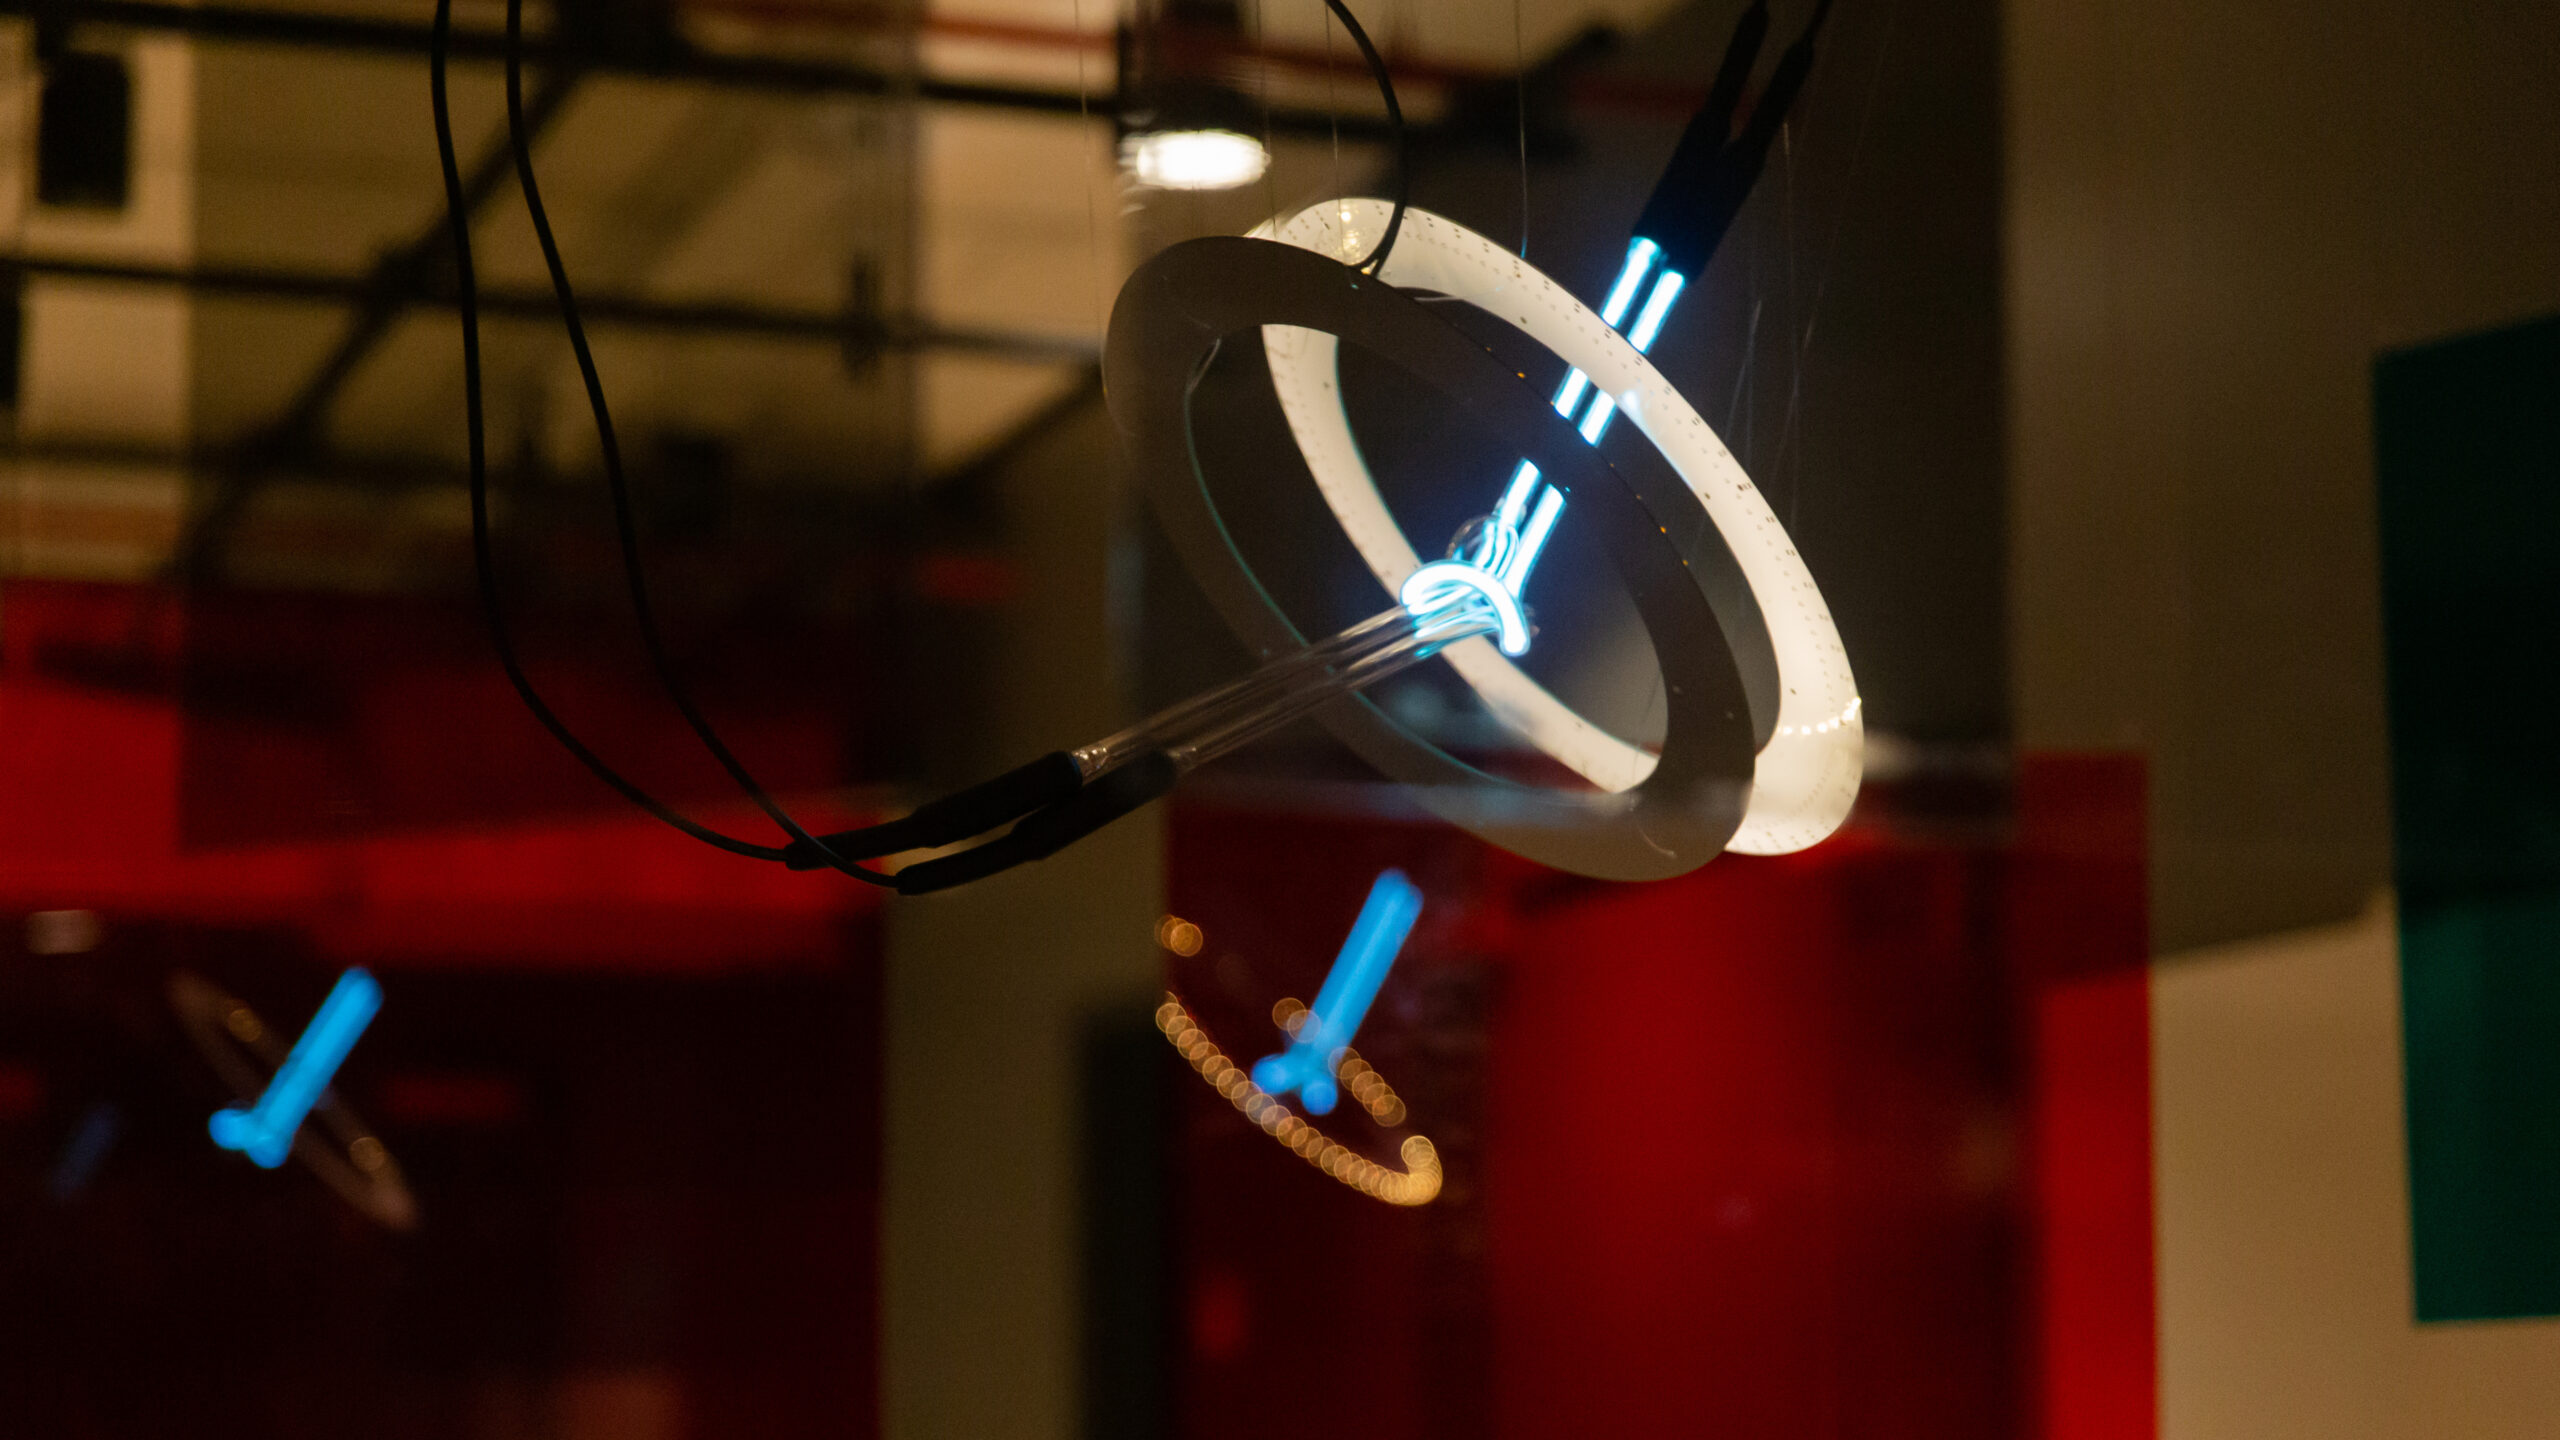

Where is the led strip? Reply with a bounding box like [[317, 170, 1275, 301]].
[[1253, 200, 1863, 856]]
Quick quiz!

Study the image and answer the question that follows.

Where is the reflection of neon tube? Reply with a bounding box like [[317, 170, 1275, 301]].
[[209, 969, 381, 1169], [1251, 870, 1424, 1115]]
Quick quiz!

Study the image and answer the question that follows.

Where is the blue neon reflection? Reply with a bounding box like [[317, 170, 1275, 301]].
[[209, 968, 381, 1169], [1251, 870, 1424, 1115]]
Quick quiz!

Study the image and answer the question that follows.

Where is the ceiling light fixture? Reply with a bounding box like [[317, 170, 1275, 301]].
[[1121, 126, 1269, 190]]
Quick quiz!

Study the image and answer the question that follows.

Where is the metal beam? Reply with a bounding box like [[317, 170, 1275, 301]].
[[9, 0, 1399, 139], [12, 254, 1099, 362]]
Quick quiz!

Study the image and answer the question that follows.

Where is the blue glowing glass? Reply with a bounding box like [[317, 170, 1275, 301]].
[[1551, 368, 1592, 418], [1496, 460, 1542, 533], [1626, 269, 1686, 354], [1410, 241, 1691, 648], [1499, 486, 1567, 592], [1402, 560, 1532, 654], [1250, 870, 1424, 1115], [1598, 239, 1660, 327], [209, 968, 382, 1170], [1577, 390, 1619, 444]]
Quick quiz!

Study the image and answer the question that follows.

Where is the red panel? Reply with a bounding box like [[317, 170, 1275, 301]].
[[1484, 835, 2017, 1440], [1164, 808, 1492, 1440], [0, 580, 880, 971], [1168, 756, 2154, 1439], [2010, 754, 2155, 1440]]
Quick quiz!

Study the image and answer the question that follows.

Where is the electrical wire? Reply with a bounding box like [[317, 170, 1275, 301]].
[[431, 0, 891, 878], [438, 0, 1128, 893], [494, 0, 888, 883], [1320, 0, 1408, 274]]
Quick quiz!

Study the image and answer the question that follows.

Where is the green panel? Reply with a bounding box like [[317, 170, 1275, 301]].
[[2377, 313, 2560, 1322]]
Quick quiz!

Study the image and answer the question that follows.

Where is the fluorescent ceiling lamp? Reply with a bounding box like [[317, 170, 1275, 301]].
[[1123, 129, 1269, 191]]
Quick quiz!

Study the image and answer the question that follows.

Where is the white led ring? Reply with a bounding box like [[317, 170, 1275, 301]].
[[1254, 201, 1862, 855]]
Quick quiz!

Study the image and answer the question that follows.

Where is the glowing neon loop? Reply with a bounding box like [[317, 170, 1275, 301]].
[[210, 968, 381, 1169], [1473, 243, 1680, 598], [1256, 200, 1863, 856], [1400, 560, 1532, 656], [1251, 869, 1423, 1114]]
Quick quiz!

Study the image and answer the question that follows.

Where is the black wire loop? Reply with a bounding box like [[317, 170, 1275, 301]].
[[435, 1, 1133, 891], [1321, 0, 1409, 275], [431, 0, 795, 865], [495, 0, 893, 883]]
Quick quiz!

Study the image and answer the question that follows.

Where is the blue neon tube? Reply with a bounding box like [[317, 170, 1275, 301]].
[[209, 968, 382, 1169], [1456, 237, 1693, 600]]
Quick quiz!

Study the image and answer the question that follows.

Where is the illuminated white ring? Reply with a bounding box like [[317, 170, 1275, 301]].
[[1254, 200, 1862, 855], [1399, 561, 1531, 655]]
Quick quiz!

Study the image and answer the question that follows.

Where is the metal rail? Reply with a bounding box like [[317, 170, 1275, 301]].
[[3, 0, 1401, 139], [9, 254, 1099, 361]]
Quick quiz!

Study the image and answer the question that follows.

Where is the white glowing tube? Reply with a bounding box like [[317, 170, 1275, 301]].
[[1598, 239, 1660, 327], [1495, 460, 1542, 533], [1253, 200, 1863, 856], [1500, 486, 1567, 592], [1400, 561, 1531, 655], [1626, 270, 1686, 354], [1551, 369, 1592, 417], [1577, 391, 1618, 444]]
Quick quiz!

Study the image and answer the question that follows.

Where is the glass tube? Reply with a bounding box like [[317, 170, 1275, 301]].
[[1074, 600, 1499, 780]]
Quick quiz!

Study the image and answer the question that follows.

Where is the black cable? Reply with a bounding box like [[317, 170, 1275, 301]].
[[431, 0, 793, 863], [1629, 0, 1831, 282], [497, 0, 891, 886], [1322, 0, 1408, 275]]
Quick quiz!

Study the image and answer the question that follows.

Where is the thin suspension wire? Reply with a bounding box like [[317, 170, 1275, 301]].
[[1513, 0, 1529, 258], [1069, 0, 1107, 349], [1320, 0, 1407, 273], [1781, 117, 1802, 532], [1253, 0, 1279, 232], [430, 0, 793, 864], [1321, 0, 1341, 215], [496, 0, 887, 884], [1771, 0, 1900, 523]]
